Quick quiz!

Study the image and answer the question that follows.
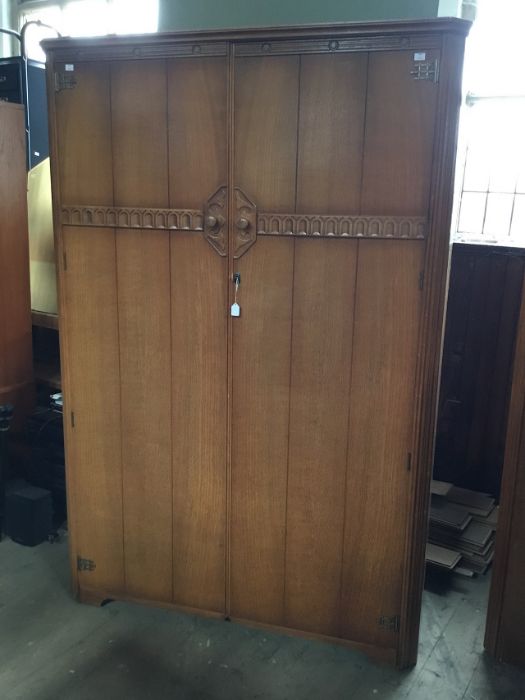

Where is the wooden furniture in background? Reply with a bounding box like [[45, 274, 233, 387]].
[[485, 277, 525, 668], [28, 157, 57, 320], [0, 102, 34, 428], [434, 243, 525, 497], [43, 19, 469, 668]]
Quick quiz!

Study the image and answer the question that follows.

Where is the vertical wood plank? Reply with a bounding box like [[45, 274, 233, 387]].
[[110, 59, 172, 599], [116, 229, 172, 601], [171, 234, 228, 612], [62, 226, 123, 591], [231, 54, 299, 623], [285, 239, 357, 636], [55, 62, 113, 205], [234, 55, 299, 210], [361, 51, 438, 216], [166, 56, 229, 612], [230, 237, 294, 624], [341, 240, 424, 648], [168, 57, 227, 208], [296, 53, 367, 214], [111, 60, 169, 208]]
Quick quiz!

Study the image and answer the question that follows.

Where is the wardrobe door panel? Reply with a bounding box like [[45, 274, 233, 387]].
[[230, 54, 299, 623], [171, 233, 228, 612], [285, 239, 358, 636], [361, 50, 439, 216], [341, 240, 424, 648], [56, 60, 121, 592], [168, 57, 227, 208], [230, 238, 294, 624], [116, 229, 172, 601], [110, 60, 172, 600], [55, 61, 113, 205], [234, 55, 300, 210], [296, 53, 367, 214], [166, 56, 229, 612], [111, 60, 169, 208], [62, 227, 124, 592]]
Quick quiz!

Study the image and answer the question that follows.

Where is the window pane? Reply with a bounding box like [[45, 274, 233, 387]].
[[488, 147, 520, 193], [516, 166, 525, 194], [510, 195, 525, 243], [458, 192, 486, 236], [462, 146, 490, 192], [483, 193, 514, 239], [62, 0, 110, 37]]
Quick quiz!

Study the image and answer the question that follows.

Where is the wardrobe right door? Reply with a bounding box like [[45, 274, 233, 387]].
[[229, 45, 437, 658]]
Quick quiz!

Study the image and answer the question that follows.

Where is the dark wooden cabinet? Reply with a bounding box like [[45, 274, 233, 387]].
[[434, 243, 525, 498], [43, 18, 469, 667]]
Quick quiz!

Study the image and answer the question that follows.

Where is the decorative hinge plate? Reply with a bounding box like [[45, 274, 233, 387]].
[[77, 557, 96, 572], [379, 614, 400, 633], [55, 70, 77, 92], [410, 59, 439, 83]]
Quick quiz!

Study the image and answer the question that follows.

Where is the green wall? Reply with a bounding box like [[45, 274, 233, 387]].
[[158, 0, 441, 32]]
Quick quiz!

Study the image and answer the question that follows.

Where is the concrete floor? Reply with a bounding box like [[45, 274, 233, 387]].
[[1, 535, 524, 699]]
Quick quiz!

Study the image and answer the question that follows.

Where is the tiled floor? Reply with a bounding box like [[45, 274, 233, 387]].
[[0, 536, 524, 699]]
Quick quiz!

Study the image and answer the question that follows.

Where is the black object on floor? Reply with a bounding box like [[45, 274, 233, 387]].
[[0, 403, 14, 541], [5, 484, 52, 546]]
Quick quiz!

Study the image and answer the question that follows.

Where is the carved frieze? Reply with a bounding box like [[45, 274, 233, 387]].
[[257, 213, 428, 240], [61, 205, 204, 231]]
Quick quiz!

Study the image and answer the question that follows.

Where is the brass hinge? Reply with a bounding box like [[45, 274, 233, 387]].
[[410, 59, 439, 83], [54, 70, 77, 92], [77, 557, 96, 572], [70, 411, 75, 428], [379, 614, 400, 633]]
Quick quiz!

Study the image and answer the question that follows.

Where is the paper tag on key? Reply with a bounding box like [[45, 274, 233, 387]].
[[231, 302, 241, 317]]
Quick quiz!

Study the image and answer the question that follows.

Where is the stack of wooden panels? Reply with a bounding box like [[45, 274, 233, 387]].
[[425, 480, 499, 575]]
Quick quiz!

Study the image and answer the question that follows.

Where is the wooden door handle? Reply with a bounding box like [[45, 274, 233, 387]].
[[237, 217, 250, 230], [206, 214, 225, 229]]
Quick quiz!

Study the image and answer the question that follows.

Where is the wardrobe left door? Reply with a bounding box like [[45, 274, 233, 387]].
[[54, 55, 229, 611]]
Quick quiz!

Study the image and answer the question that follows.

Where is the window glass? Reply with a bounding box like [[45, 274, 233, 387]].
[[20, 0, 159, 62]]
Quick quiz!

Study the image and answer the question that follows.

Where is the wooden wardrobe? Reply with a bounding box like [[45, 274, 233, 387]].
[[43, 19, 469, 668]]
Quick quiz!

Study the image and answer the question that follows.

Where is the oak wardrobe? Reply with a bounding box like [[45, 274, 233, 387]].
[[43, 19, 469, 667]]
